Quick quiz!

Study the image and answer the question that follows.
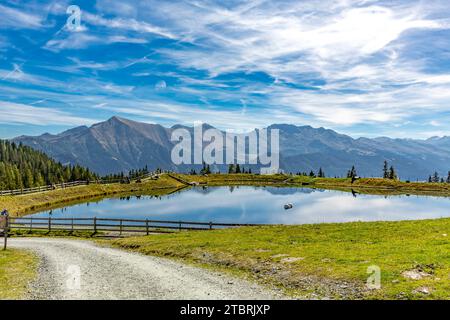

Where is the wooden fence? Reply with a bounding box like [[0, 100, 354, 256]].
[[0, 214, 8, 249], [0, 181, 92, 196], [0, 173, 161, 197], [9, 217, 263, 236]]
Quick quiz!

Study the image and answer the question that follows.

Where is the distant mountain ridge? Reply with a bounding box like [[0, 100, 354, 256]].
[[13, 116, 450, 180]]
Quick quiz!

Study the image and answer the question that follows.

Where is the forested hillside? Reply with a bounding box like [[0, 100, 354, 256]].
[[0, 140, 97, 190]]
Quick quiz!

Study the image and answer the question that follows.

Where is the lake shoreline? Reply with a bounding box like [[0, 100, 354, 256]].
[[0, 175, 185, 217], [3, 173, 450, 217], [21, 184, 450, 226], [174, 173, 450, 197]]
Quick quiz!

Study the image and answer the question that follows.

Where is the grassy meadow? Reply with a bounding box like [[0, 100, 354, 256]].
[[1, 173, 450, 300], [111, 218, 450, 300], [0, 249, 37, 299]]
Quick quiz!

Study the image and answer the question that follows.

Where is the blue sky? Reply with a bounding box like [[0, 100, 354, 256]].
[[1, 0, 450, 139]]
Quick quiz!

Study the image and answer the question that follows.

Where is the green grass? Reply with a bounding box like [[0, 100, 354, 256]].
[[0, 174, 185, 216], [111, 218, 450, 300], [10, 229, 101, 238], [0, 248, 38, 299]]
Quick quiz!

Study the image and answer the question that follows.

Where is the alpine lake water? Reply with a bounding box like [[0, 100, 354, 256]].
[[26, 186, 450, 225]]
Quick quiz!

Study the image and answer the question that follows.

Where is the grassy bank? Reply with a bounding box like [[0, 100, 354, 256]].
[[175, 173, 450, 196], [0, 175, 185, 216], [0, 249, 38, 299], [111, 218, 450, 300]]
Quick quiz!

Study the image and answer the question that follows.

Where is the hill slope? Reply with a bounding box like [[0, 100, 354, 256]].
[[0, 139, 97, 190]]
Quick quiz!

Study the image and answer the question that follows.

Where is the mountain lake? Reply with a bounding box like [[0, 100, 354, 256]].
[[26, 186, 450, 225]]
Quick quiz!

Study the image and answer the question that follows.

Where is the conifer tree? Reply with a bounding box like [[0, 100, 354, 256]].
[[383, 160, 389, 179], [389, 166, 398, 180], [318, 167, 325, 178], [0, 139, 99, 190], [347, 166, 357, 179]]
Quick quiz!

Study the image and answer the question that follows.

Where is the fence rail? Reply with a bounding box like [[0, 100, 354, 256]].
[[0, 173, 162, 197], [0, 181, 92, 196], [9, 217, 264, 236]]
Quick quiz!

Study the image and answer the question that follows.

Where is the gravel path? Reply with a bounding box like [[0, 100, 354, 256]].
[[10, 238, 284, 300]]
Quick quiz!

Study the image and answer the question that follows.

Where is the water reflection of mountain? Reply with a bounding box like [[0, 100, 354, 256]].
[[264, 187, 326, 195], [189, 186, 215, 195], [186, 186, 326, 196]]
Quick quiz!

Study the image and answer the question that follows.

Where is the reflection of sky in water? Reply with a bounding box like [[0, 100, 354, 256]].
[[28, 187, 450, 224]]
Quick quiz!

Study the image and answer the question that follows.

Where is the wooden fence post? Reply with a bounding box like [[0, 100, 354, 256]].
[[93, 217, 97, 233], [146, 219, 149, 235], [30, 217, 33, 233], [71, 218, 74, 233], [179, 221, 182, 231], [209, 221, 213, 230], [48, 217, 51, 232], [3, 215, 8, 250], [120, 219, 123, 236]]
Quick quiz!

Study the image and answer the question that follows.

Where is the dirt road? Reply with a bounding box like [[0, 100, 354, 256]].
[[10, 238, 284, 300]]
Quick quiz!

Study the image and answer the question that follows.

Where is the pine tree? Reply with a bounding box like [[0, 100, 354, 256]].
[[347, 166, 357, 179], [383, 160, 389, 179], [200, 161, 210, 175], [433, 171, 440, 183], [389, 166, 398, 180], [318, 167, 325, 178], [23, 167, 34, 188]]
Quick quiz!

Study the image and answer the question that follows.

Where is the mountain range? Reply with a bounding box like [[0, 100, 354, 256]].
[[13, 116, 450, 180]]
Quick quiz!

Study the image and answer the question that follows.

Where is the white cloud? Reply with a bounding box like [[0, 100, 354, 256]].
[[0, 4, 44, 29], [82, 12, 177, 39], [150, 1, 446, 76], [44, 32, 149, 52], [132, 72, 151, 77], [4, 0, 450, 138], [135, 0, 450, 129], [0, 101, 98, 126]]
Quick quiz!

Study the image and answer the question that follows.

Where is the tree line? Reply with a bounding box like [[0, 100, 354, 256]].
[[5, 136, 450, 190], [428, 171, 450, 183], [101, 165, 152, 183], [188, 163, 253, 175]]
